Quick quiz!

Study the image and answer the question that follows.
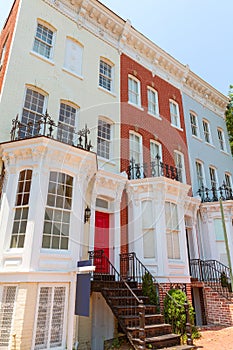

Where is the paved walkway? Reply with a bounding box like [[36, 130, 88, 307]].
[[194, 325, 233, 349]]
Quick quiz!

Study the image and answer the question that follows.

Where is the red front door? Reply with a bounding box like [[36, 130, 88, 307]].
[[94, 211, 110, 273]]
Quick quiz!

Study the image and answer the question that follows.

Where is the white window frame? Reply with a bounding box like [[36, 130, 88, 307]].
[[33, 284, 68, 350], [129, 131, 143, 178], [209, 166, 218, 189], [202, 119, 211, 144], [63, 37, 83, 77], [174, 151, 186, 183], [0, 286, 17, 348], [10, 169, 33, 249], [190, 111, 199, 137], [217, 128, 226, 152], [195, 160, 205, 189], [150, 140, 162, 162], [128, 75, 141, 107], [21, 87, 47, 138], [147, 87, 160, 118], [33, 21, 56, 60], [42, 172, 73, 250], [97, 118, 113, 160], [99, 58, 114, 92], [169, 100, 181, 128], [165, 202, 180, 260], [57, 101, 79, 145], [225, 173, 232, 189], [142, 200, 155, 259]]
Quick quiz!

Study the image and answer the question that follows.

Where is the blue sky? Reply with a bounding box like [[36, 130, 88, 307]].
[[0, 0, 232, 95]]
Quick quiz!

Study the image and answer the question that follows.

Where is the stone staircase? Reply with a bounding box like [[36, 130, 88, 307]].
[[101, 283, 194, 350]]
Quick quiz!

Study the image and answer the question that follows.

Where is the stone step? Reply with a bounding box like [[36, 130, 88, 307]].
[[102, 287, 144, 297], [119, 313, 164, 327], [127, 323, 172, 338], [133, 333, 180, 349], [108, 295, 149, 306], [114, 304, 158, 316]]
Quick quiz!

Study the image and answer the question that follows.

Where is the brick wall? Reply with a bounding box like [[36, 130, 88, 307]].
[[120, 53, 191, 187], [0, 0, 20, 93], [158, 283, 192, 313]]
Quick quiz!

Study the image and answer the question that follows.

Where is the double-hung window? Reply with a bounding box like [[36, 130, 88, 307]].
[[21, 88, 47, 138], [128, 75, 141, 107], [129, 132, 143, 179], [203, 119, 211, 143], [225, 173, 232, 189], [33, 22, 55, 59], [99, 59, 113, 92], [57, 102, 78, 145], [196, 161, 204, 189], [209, 167, 217, 189], [150, 141, 162, 177], [174, 151, 186, 183], [34, 285, 66, 349], [217, 128, 226, 151], [42, 172, 73, 250], [142, 200, 155, 259], [169, 100, 180, 128], [165, 202, 180, 260], [97, 119, 112, 159], [10, 169, 32, 248], [147, 87, 159, 117], [190, 112, 199, 137]]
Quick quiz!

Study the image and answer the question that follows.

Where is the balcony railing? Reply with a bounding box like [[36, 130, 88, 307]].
[[10, 114, 93, 151], [197, 183, 233, 203], [127, 155, 181, 181]]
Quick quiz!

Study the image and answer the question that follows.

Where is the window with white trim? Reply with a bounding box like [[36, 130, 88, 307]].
[[34, 286, 66, 350], [225, 173, 232, 189], [150, 140, 162, 177], [57, 102, 79, 145], [129, 132, 143, 179], [169, 100, 180, 128], [0, 286, 17, 347], [174, 151, 186, 183], [203, 119, 211, 143], [10, 169, 32, 248], [99, 59, 113, 92], [97, 119, 112, 159], [165, 202, 180, 259], [217, 128, 226, 151], [147, 87, 159, 117], [64, 37, 83, 76], [21, 88, 47, 138], [142, 200, 155, 258], [190, 112, 199, 137], [42, 172, 73, 250], [128, 75, 141, 107], [33, 22, 55, 59], [209, 167, 217, 189], [196, 161, 204, 189]]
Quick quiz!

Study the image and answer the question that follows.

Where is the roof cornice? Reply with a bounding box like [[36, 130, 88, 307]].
[[43, 0, 228, 114]]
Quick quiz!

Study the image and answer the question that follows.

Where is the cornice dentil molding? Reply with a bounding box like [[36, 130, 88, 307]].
[[42, 0, 228, 116]]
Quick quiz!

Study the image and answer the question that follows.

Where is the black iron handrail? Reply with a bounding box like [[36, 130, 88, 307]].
[[197, 183, 233, 203], [127, 155, 181, 181], [120, 252, 193, 345], [88, 250, 146, 349], [190, 259, 232, 299], [10, 114, 93, 151]]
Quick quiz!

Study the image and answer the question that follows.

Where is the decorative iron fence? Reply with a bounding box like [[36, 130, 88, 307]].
[[10, 114, 93, 152], [197, 183, 233, 203], [127, 156, 181, 181]]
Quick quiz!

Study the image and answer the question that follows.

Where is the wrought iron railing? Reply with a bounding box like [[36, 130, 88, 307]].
[[190, 259, 232, 299], [127, 156, 181, 181], [88, 250, 146, 349], [10, 114, 93, 151], [197, 183, 233, 203]]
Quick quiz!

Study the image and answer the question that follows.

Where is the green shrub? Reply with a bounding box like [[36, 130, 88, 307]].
[[142, 272, 158, 306], [163, 289, 199, 339]]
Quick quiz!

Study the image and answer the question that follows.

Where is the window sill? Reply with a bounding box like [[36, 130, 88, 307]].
[[147, 111, 162, 120], [30, 51, 55, 66], [128, 101, 144, 111], [220, 149, 230, 156], [98, 86, 116, 97], [205, 142, 215, 149], [192, 135, 203, 142], [171, 124, 183, 132], [62, 67, 84, 80]]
